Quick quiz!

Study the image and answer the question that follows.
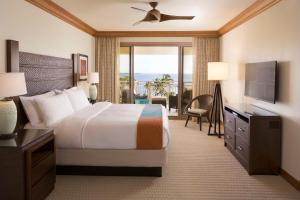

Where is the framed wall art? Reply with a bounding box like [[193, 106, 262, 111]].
[[77, 54, 88, 81]]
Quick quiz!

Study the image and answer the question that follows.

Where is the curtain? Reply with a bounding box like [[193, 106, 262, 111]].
[[95, 37, 120, 103], [192, 37, 219, 99]]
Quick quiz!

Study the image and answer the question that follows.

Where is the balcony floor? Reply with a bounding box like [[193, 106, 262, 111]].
[[166, 107, 178, 117]]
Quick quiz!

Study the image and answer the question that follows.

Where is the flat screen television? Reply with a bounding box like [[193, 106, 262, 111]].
[[245, 61, 277, 104]]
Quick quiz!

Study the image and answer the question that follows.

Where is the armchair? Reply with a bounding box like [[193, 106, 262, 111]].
[[184, 94, 213, 131]]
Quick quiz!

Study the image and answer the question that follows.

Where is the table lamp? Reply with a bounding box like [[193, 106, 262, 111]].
[[0, 73, 27, 139], [88, 72, 99, 103], [207, 62, 228, 138]]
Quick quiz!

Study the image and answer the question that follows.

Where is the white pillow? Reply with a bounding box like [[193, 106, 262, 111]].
[[35, 93, 74, 127], [20, 91, 55, 126], [64, 87, 78, 91], [64, 88, 90, 111], [52, 89, 63, 95]]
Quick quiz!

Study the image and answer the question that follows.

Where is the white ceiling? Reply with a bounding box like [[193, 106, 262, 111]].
[[53, 0, 255, 31]]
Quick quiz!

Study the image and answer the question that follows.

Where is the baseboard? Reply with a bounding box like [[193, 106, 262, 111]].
[[280, 169, 300, 190]]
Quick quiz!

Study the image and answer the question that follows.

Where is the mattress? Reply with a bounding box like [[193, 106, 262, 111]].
[[54, 102, 170, 150]]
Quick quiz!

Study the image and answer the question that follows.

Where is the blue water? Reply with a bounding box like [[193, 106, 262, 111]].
[[120, 73, 192, 82]]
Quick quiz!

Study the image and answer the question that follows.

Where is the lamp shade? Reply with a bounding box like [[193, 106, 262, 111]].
[[88, 72, 99, 84], [207, 62, 228, 81], [0, 73, 27, 98]]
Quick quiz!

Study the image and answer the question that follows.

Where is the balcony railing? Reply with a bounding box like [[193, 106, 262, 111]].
[[135, 81, 178, 96], [120, 81, 192, 96], [120, 81, 193, 117]]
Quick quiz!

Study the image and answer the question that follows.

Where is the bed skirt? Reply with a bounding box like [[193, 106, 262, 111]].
[[56, 166, 162, 177], [56, 148, 167, 177]]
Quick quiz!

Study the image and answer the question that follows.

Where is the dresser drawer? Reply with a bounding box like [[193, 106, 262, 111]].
[[224, 127, 235, 148], [235, 136, 249, 162], [236, 118, 249, 144], [224, 111, 235, 131], [32, 153, 55, 186]]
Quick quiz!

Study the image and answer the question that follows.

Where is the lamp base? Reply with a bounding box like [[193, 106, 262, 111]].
[[0, 100, 17, 135], [89, 84, 98, 101], [0, 132, 16, 140]]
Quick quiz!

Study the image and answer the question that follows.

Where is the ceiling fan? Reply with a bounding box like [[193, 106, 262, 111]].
[[131, 2, 195, 25]]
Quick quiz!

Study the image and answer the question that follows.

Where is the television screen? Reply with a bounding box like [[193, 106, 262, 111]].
[[245, 61, 277, 103]]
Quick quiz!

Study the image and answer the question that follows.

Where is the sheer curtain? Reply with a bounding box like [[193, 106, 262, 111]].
[[192, 37, 219, 98], [95, 37, 120, 103]]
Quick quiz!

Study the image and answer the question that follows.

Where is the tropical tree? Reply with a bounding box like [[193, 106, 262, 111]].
[[119, 76, 130, 90], [146, 74, 173, 96]]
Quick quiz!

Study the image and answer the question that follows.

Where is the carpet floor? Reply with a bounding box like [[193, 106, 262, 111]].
[[47, 120, 299, 200]]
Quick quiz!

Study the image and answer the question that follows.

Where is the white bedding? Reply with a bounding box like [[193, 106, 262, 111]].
[[54, 102, 170, 150]]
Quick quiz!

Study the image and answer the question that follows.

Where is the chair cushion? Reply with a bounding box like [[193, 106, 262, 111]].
[[188, 108, 208, 115]]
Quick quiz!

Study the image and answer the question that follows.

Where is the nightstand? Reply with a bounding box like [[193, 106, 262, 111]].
[[0, 129, 55, 200]]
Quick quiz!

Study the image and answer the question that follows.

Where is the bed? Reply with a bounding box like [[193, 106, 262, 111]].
[[7, 40, 169, 177]]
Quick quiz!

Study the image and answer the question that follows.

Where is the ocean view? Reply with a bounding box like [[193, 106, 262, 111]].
[[120, 73, 193, 83]]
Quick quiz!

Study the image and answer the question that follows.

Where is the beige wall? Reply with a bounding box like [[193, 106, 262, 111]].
[[220, 0, 300, 180], [0, 0, 95, 94]]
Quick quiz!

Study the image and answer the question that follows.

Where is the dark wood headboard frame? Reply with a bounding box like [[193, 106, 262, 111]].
[[6, 40, 76, 130]]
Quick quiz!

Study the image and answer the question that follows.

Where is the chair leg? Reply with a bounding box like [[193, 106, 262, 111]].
[[199, 117, 202, 131], [185, 116, 190, 127], [197, 117, 200, 124]]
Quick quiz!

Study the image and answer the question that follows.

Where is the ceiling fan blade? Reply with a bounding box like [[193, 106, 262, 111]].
[[133, 20, 145, 26], [133, 12, 159, 26], [160, 14, 195, 22], [131, 7, 147, 12]]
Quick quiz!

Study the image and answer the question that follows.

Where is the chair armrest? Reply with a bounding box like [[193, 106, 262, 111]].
[[183, 97, 199, 114]]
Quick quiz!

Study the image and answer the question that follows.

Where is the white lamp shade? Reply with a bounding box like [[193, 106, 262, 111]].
[[0, 73, 27, 98], [88, 72, 99, 84], [207, 62, 229, 81]]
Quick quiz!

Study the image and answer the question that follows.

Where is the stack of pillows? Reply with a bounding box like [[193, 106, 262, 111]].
[[20, 87, 90, 128]]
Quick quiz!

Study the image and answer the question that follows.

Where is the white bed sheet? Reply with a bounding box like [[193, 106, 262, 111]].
[[54, 102, 170, 150]]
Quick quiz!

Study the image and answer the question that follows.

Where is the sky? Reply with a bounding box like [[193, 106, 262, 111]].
[[120, 54, 193, 74]]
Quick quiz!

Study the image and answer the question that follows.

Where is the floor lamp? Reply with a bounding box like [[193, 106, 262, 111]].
[[207, 62, 228, 138]]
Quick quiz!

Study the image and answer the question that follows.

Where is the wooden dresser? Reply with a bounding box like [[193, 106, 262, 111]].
[[0, 129, 55, 200], [224, 104, 281, 175]]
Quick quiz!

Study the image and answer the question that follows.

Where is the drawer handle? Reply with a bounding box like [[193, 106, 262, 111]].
[[238, 127, 245, 132], [237, 146, 243, 151], [226, 135, 231, 139]]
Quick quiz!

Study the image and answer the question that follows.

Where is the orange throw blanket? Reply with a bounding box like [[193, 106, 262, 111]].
[[137, 104, 163, 149]]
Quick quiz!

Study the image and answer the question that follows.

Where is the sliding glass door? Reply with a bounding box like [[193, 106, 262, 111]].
[[134, 46, 179, 116], [119, 44, 192, 119]]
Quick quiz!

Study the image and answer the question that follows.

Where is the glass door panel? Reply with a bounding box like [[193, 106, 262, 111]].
[[119, 47, 131, 104], [182, 47, 193, 114]]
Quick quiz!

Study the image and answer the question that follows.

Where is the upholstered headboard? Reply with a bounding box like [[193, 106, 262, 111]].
[[19, 52, 74, 95], [6, 40, 76, 130]]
